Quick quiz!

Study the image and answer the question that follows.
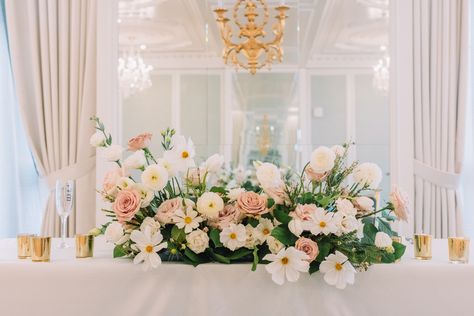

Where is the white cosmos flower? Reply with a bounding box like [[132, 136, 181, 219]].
[[124, 150, 146, 170], [353, 162, 382, 189], [375, 232, 393, 248], [140, 217, 160, 234], [141, 164, 169, 191], [309, 208, 338, 236], [172, 208, 204, 234], [320, 251, 356, 289], [331, 145, 345, 157], [163, 135, 196, 172], [196, 192, 224, 219], [335, 198, 357, 216], [90, 131, 107, 147], [186, 229, 209, 254], [130, 227, 167, 271], [255, 162, 282, 188], [203, 154, 225, 173], [157, 158, 178, 177], [266, 236, 284, 254], [133, 183, 155, 208], [254, 218, 274, 243], [220, 223, 246, 251], [310, 146, 336, 173], [105, 222, 125, 243], [116, 177, 135, 190], [228, 188, 245, 202], [263, 247, 310, 285], [102, 145, 123, 162]]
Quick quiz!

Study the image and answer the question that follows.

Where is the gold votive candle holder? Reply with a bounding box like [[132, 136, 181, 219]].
[[75, 234, 94, 258], [17, 234, 35, 259], [448, 237, 470, 264], [31, 236, 51, 262], [414, 234, 432, 260]]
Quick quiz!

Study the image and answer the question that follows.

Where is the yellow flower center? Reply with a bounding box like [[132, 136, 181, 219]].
[[281, 257, 289, 265], [335, 263, 343, 271], [145, 245, 154, 253], [230, 233, 237, 240], [262, 228, 270, 235], [319, 221, 327, 228], [208, 202, 215, 208], [182, 151, 189, 158], [170, 248, 177, 255], [151, 175, 157, 181], [184, 216, 193, 224]]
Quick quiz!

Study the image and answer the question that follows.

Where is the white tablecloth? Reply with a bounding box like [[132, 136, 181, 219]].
[[0, 238, 473, 316]]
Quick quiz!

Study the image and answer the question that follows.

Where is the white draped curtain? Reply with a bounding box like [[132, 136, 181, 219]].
[[5, 0, 98, 236], [412, 0, 469, 237]]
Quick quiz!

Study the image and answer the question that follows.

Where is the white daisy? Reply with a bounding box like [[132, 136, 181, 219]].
[[319, 251, 356, 289], [163, 135, 196, 172], [130, 227, 167, 271], [263, 247, 310, 285], [309, 208, 338, 236], [254, 218, 274, 243], [220, 223, 246, 251], [172, 208, 204, 234]]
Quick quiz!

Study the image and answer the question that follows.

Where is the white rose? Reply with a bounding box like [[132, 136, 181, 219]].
[[102, 145, 123, 162], [255, 162, 282, 188], [228, 188, 245, 202], [124, 150, 146, 170], [375, 232, 393, 248], [141, 164, 169, 191], [90, 131, 106, 147], [331, 145, 345, 157], [105, 222, 124, 243], [244, 224, 261, 249], [288, 218, 304, 237], [335, 198, 357, 216], [203, 154, 225, 173], [196, 192, 224, 219], [266, 236, 284, 254], [140, 217, 161, 234], [354, 196, 374, 212], [186, 229, 210, 254], [310, 146, 336, 173], [353, 163, 383, 189], [334, 213, 359, 235]]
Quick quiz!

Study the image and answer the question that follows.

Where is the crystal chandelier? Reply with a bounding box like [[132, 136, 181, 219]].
[[213, 0, 289, 75], [118, 47, 153, 99], [373, 46, 390, 93]]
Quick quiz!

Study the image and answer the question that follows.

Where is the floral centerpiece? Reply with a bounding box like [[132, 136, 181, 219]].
[[90, 117, 408, 289]]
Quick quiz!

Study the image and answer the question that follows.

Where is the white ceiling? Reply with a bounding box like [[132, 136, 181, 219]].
[[118, 0, 389, 68]]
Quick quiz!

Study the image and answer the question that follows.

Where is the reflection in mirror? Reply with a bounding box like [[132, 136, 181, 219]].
[[118, 0, 389, 197]]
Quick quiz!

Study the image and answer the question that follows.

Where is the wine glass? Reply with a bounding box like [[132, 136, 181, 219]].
[[55, 180, 75, 248]]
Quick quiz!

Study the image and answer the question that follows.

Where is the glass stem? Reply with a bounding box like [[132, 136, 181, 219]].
[[61, 216, 68, 243]]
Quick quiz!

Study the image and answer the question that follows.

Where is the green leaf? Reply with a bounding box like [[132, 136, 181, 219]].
[[210, 186, 227, 194], [317, 196, 333, 208], [171, 226, 186, 244], [229, 248, 253, 261], [309, 261, 320, 274], [208, 249, 231, 264], [267, 198, 275, 209], [209, 228, 223, 247], [113, 245, 127, 258], [393, 242, 406, 260], [252, 247, 259, 271], [273, 206, 292, 225], [315, 240, 332, 262], [184, 248, 208, 266], [363, 222, 378, 244], [247, 217, 259, 228], [377, 218, 396, 236], [270, 225, 297, 246]]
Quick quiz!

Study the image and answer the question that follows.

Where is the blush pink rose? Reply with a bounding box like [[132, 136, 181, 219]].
[[236, 191, 268, 217], [209, 204, 242, 230], [113, 189, 141, 223], [155, 197, 182, 224], [128, 133, 152, 151], [263, 185, 291, 206], [290, 203, 317, 221], [102, 168, 124, 197], [295, 237, 319, 262], [305, 165, 328, 182], [390, 187, 409, 222]]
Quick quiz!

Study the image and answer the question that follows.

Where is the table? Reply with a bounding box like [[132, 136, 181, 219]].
[[0, 238, 473, 316]]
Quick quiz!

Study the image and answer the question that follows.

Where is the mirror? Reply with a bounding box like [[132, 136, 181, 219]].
[[118, 0, 390, 196]]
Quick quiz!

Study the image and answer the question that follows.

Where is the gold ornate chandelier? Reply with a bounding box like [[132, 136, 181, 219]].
[[214, 0, 289, 75]]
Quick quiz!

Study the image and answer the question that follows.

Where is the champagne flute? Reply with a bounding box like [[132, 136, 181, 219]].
[[55, 180, 75, 248]]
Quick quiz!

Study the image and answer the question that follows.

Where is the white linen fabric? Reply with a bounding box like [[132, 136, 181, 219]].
[[4, 0, 98, 236], [0, 238, 473, 316], [412, 0, 469, 237]]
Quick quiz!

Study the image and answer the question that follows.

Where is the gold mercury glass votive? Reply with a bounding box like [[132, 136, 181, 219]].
[[75, 234, 94, 258], [31, 236, 51, 262], [17, 234, 35, 259], [448, 237, 470, 264], [414, 234, 432, 260]]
